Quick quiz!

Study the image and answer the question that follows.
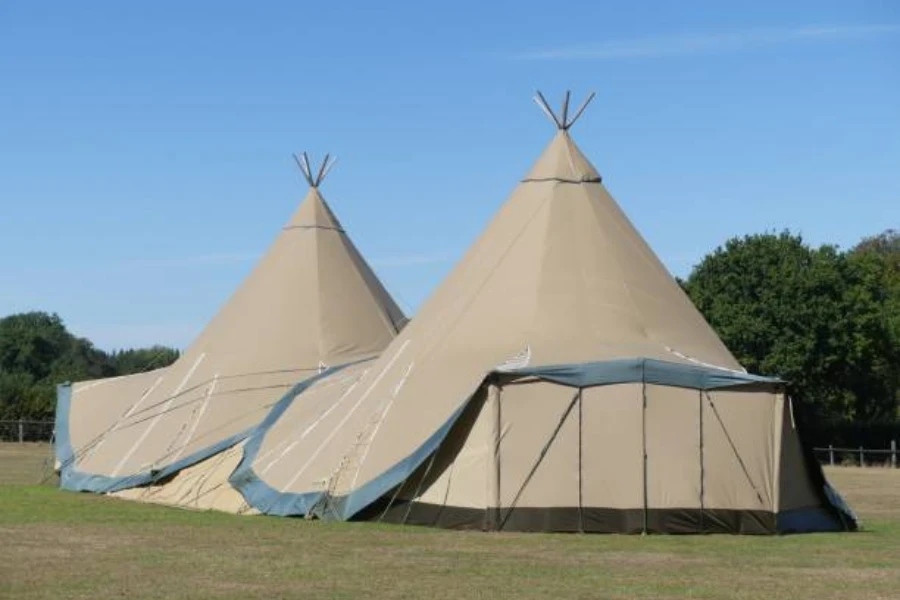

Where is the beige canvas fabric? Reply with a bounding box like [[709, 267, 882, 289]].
[[107, 363, 381, 513], [241, 102, 850, 533], [246, 126, 744, 505], [60, 169, 405, 496], [776, 396, 826, 512], [702, 388, 777, 511], [240, 360, 373, 497], [112, 442, 254, 513], [378, 382, 788, 529]]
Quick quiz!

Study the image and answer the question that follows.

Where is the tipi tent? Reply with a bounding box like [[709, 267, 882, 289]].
[[228, 93, 857, 533], [56, 154, 406, 511]]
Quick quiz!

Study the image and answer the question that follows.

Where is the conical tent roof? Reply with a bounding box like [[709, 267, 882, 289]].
[[57, 155, 406, 493], [231, 93, 754, 518]]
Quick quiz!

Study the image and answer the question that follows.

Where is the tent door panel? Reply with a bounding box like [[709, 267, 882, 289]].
[[702, 390, 776, 512], [645, 385, 702, 509], [580, 384, 643, 532], [496, 382, 580, 531]]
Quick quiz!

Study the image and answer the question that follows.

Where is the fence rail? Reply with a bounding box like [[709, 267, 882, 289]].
[[1, 420, 897, 469], [813, 442, 898, 468], [0, 419, 55, 443]]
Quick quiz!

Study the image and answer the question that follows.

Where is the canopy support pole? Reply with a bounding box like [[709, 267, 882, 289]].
[[699, 389, 705, 532], [488, 382, 502, 531], [577, 387, 584, 533], [641, 363, 649, 535]]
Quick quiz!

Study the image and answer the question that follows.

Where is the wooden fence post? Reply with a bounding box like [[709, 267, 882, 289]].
[[828, 445, 834, 466], [892, 440, 897, 469], [859, 446, 864, 468], [18, 418, 24, 444]]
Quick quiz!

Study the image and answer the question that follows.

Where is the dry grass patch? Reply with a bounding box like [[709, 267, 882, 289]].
[[825, 466, 900, 520], [1, 444, 899, 599]]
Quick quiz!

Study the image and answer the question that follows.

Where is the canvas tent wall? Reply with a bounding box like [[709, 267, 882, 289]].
[[113, 441, 252, 513], [115, 359, 376, 512], [56, 154, 406, 508], [229, 93, 857, 533], [360, 365, 854, 533]]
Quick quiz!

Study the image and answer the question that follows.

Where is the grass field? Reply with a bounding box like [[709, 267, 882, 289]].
[[1, 444, 899, 600]]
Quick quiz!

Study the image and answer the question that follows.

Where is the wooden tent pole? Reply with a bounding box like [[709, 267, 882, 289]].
[[534, 91, 563, 129]]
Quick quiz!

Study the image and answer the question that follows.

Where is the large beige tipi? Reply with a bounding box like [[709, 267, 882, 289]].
[[56, 154, 406, 508], [229, 94, 857, 533]]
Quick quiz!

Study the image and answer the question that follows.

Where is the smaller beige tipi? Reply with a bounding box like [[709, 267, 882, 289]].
[[56, 153, 405, 511]]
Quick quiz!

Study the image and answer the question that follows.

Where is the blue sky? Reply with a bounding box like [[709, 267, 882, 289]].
[[1, 1, 898, 350]]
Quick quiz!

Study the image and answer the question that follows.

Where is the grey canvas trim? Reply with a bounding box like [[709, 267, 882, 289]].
[[55, 382, 252, 493], [823, 482, 859, 529], [315, 400, 472, 521], [228, 359, 372, 516], [776, 506, 848, 533], [498, 358, 781, 390], [56, 361, 364, 495], [521, 177, 602, 184]]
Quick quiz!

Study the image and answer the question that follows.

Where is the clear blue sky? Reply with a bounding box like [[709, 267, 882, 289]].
[[1, 1, 898, 350]]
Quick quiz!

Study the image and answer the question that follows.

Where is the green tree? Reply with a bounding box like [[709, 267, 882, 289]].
[[845, 229, 900, 421], [0, 312, 179, 419], [109, 346, 180, 375], [0, 371, 38, 420], [683, 231, 899, 425], [0, 313, 112, 418]]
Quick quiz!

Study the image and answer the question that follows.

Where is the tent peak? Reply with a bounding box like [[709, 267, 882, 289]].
[[533, 90, 595, 131], [293, 152, 337, 189]]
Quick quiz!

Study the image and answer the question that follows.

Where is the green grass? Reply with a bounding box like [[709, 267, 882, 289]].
[[2, 444, 899, 600]]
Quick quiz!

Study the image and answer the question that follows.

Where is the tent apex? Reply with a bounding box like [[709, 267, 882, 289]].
[[293, 152, 337, 188], [533, 90, 596, 131]]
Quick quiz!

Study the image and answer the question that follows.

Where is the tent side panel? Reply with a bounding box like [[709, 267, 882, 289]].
[[359, 387, 491, 529], [701, 389, 776, 533], [496, 382, 581, 531], [580, 384, 644, 532], [64, 371, 166, 481], [497, 382, 581, 531], [777, 396, 825, 512], [644, 385, 701, 531], [776, 396, 850, 532], [416, 386, 492, 511]]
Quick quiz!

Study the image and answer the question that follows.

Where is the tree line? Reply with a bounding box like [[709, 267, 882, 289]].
[[682, 229, 899, 446], [0, 229, 897, 446], [0, 312, 178, 420]]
